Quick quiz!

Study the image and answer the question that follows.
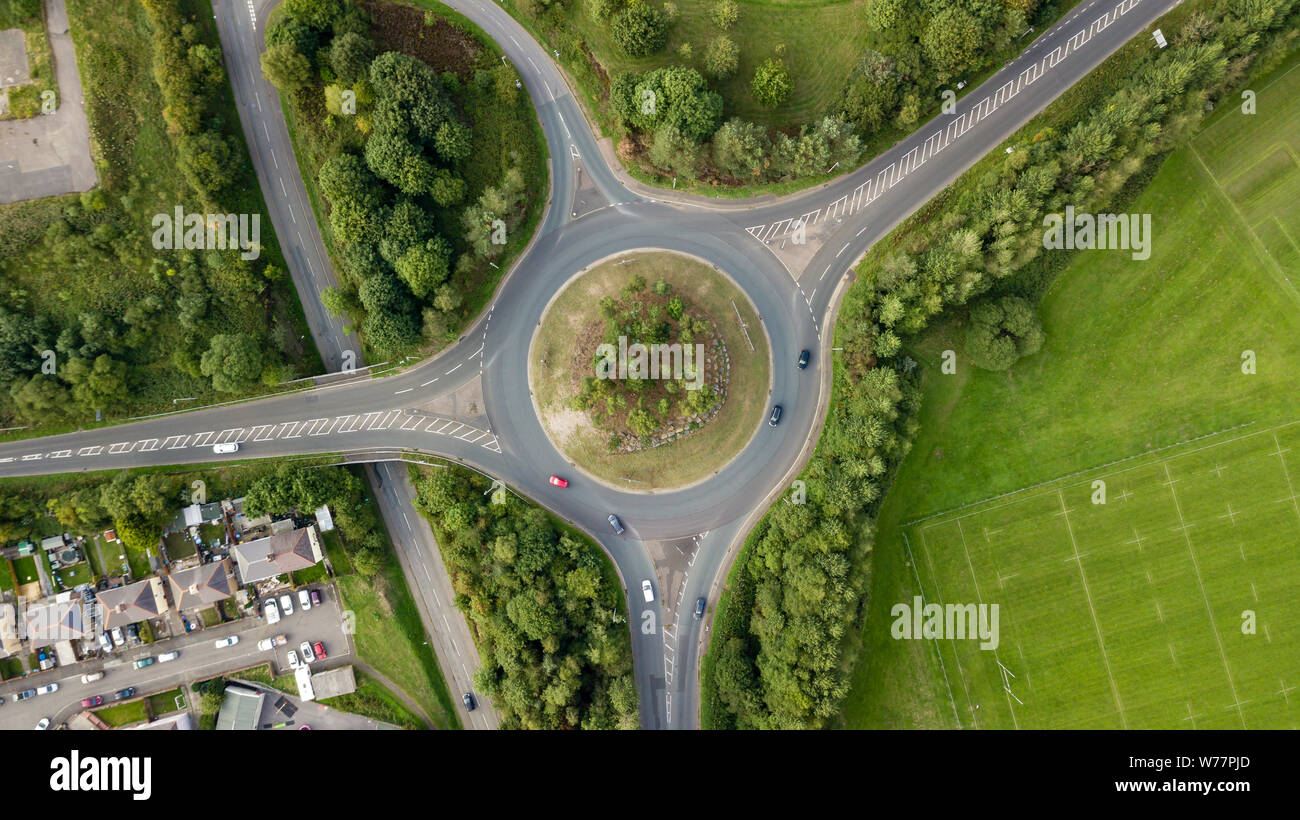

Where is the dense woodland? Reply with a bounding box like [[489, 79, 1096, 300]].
[[413, 466, 640, 729], [0, 0, 313, 426], [705, 0, 1300, 728], [262, 0, 540, 357]]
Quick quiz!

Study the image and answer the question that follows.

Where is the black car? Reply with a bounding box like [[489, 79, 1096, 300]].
[[113, 688, 135, 701], [694, 597, 707, 619], [768, 405, 783, 426], [462, 693, 476, 711], [797, 349, 810, 369]]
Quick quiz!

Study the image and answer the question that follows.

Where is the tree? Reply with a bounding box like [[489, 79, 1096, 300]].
[[260, 43, 313, 91], [712, 118, 770, 178], [329, 31, 374, 83], [63, 354, 129, 411], [921, 7, 982, 81], [703, 35, 739, 79], [9, 375, 69, 421], [394, 237, 452, 298], [200, 334, 265, 393], [752, 58, 792, 108], [963, 296, 1044, 371], [177, 131, 235, 198], [711, 0, 739, 30], [611, 1, 669, 57], [351, 544, 387, 577]]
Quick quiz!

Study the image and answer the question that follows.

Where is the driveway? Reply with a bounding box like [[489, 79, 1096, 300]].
[[0, 0, 97, 204]]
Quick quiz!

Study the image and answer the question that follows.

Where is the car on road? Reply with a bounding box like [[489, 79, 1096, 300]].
[[797, 349, 811, 369], [279, 594, 294, 617], [312, 640, 327, 659], [299, 641, 315, 663], [80, 671, 104, 684], [768, 405, 783, 426], [608, 514, 625, 535], [462, 693, 476, 711], [695, 597, 707, 619], [213, 442, 238, 454], [12, 689, 36, 702], [264, 597, 280, 625], [548, 475, 569, 488], [286, 650, 300, 669], [298, 589, 312, 611], [36, 683, 58, 695], [113, 688, 135, 700], [80, 696, 103, 708], [257, 634, 287, 651], [158, 651, 179, 663], [35, 717, 50, 730], [641, 579, 655, 603], [310, 588, 322, 607], [214, 635, 239, 649], [132, 657, 154, 670], [110, 627, 125, 647]]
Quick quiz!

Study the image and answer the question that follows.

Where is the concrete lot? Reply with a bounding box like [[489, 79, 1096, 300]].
[[0, 0, 97, 203], [0, 583, 351, 730]]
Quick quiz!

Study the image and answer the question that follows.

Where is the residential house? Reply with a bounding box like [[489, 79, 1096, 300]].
[[23, 595, 89, 647], [231, 525, 324, 586], [167, 560, 234, 611], [95, 578, 168, 629]]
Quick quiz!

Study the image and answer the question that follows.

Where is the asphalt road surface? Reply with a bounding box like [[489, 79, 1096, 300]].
[[1, 0, 1183, 729]]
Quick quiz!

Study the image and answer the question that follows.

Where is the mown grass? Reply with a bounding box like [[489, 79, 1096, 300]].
[[531, 251, 770, 488], [840, 52, 1300, 729], [94, 698, 148, 727]]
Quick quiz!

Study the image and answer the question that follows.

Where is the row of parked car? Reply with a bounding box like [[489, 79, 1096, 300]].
[[264, 587, 321, 625]]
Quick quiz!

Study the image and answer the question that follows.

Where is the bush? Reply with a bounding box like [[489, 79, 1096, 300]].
[[751, 58, 792, 109], [611, 1, 669, 57]]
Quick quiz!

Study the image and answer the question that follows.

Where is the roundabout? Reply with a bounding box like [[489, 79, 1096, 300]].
[[529, 250, 772, 491]]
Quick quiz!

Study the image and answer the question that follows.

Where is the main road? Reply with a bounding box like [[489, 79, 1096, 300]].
[[2, 0, 1181, 729]]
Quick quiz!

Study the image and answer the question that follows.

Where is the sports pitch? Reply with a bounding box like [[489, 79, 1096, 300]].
[[905, 419, 1300, 729]]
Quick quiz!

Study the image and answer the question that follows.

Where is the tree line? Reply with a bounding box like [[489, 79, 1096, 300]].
[[704, 0, 1300, 728]]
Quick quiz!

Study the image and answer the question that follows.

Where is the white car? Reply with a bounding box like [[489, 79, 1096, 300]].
[[36, 683, 58, 695], [213, 636, 239, 649], [298, 589, 312, 611], [97, 632, 112, 653], [158, 651, 179, 663], [278, 594, 294, 617], [299, 641, 315, 664], [35, 717, 51, 730], [213, 442, 238, 454], [80, 671, 104, 684], [264, 598, 281, 625], [641, 579, 655, 603], [110, 627, 125, 647], [286, 650, 300, 669]]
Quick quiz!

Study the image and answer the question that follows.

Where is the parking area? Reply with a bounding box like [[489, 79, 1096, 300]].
[[0, 583, 352, 730]]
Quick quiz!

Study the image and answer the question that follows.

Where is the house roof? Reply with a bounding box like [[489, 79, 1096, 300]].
[[216, 684, 265, 730], [24, 599, 88, 646], [232, 526, 322, 585], [94, 578, 166, 628], [167, 561, 233, 610]]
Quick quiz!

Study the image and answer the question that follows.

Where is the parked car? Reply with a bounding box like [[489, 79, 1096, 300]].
[[264, 597, 281, 625], [113, 688, 135, 700], [257, 634, 287, 652], [110, 627, 125, 647], [312, 640, 327, 660], [768, 405, 783, 426], [310, 588, 322, 607], [97, 632, 112, 653], [797, 349, 811, 369], [213, 442, 238, 454], [126, 623, 140, 644], [608, 514, 625, 535], [80, 696, 103, 708], [548, 475, 569, 488], [36, 683, 58, 695], [158, 651, 179, 663], [132, 657, 154, 670], [299, 641, 315, 663], [12, 689, 36, 702], [279, 594, 294, 617], [298, 589, 312, 611], [462, 693, 476, 711], [35, 717, 50, 730], [80, 672, 104, 684], [641, 579, 655, 603], [213, 635, 239, 649], [286, 650, 300, 669]]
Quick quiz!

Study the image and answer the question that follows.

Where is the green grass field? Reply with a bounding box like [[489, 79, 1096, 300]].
[[841, 58, 1300, 729]]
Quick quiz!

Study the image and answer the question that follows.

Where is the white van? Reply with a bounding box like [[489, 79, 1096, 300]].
[[158, 651, 179, 663], [80, 671, 104, 684], [213, 442, 239, 454]]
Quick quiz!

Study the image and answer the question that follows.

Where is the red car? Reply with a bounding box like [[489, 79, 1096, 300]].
[[312, 640, 327, 659], [80, 696, 103, 708], [548, 475, 569, 488]]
